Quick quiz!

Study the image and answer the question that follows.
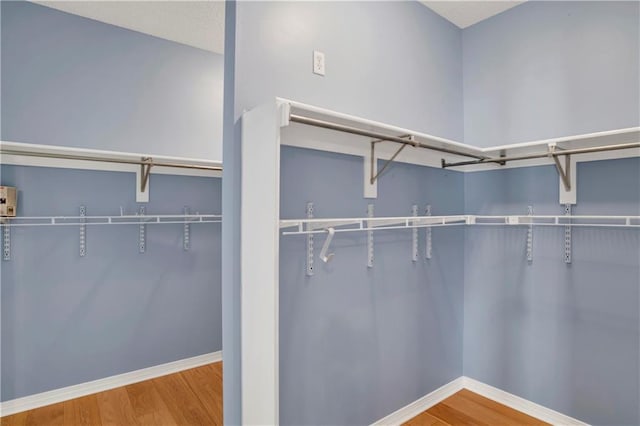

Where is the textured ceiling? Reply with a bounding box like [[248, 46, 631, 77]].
[[32, 1, 225, 54], [420, 1, 526, 28]]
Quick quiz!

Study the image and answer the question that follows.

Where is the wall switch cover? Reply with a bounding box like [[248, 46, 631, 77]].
[[313, 50, 325, 76]]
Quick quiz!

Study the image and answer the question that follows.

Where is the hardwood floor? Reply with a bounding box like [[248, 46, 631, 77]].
[[0, 362, 223, 426], [404, 389, 549, 426], [2, 366, 545, 426]]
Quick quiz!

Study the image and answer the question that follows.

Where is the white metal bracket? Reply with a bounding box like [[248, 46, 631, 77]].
[[549, 143, 577, 204], [411, 205, 418, 262], [3, 221, 10, 261], [306, 202, 314, 276], [138, 206, 146, 253], [526, 205, 533, 263], [183, 206, 190, 251], [425, 205, 432, 260], [564, 204, 572, 264], [79, 205, 86, 257], [319, 228, 335, 263], [367, 204, 374, 268]]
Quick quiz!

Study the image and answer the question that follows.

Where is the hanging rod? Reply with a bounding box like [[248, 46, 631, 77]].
[[0, 148, 223, 172], [441, 142, 640, 168], [288, 114, 487, 160]]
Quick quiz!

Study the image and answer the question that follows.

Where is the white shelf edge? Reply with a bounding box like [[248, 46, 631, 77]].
[[275, 98, 640, 169], [0, 140, 223, 178]]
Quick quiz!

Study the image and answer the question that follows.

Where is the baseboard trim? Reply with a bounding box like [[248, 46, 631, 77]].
[[372, 376, 588, 426], [371, 377, 464, 425], [0, 351, 222, 417], [462, 377, 588, 425]]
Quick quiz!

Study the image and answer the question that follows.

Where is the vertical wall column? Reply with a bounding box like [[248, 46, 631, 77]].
[[240, 101, 284, 424]]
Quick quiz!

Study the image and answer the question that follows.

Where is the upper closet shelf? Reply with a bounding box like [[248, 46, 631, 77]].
[[277, 99, 640, 204], [0, 141, 223, 202]]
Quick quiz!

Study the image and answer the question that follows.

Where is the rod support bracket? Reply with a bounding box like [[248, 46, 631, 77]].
[[549, 144, 572, 192]]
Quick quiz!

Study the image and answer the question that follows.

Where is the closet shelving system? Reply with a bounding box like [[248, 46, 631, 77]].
[[0, 141, 223, 260], [240, 99, 640, 423], [277, 99, 640, 265]]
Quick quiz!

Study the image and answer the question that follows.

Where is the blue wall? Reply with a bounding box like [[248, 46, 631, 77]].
[[234, 1, 463, 140], [463, 1, 640, 147], [225, 2, 466, 423], [1, 1, 224, 160], [279, 147, 464, 425], [1, 2, 222, 402], [0, 166, 222, 401], [462, 2, 640, 424], [464, 159, 640, 425]]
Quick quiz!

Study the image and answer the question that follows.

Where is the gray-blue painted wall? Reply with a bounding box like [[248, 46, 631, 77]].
[[226, 2, 465, 423], [1, 2, 223, 402], [0, 166, 222, 401], [464, 160, 640, 425], [1, 1, 224, 160], [279, 147, 464, 425], [462, 2, 640, 424], [463, 1, 640, 147]]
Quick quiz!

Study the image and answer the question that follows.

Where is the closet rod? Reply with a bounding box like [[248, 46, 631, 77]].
[[288, 114, 487, 160], [441, 142, 640, 168], [0, 149, 223, 171]]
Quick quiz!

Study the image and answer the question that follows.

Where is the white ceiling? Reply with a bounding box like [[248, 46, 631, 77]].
[[420, 1, 526, 28], [32, 1, 225, 54], [31, 1, 525, 55]]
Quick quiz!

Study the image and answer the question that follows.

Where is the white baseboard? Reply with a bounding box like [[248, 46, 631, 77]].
[[462, 377, 588, 426], [371, 376, 588, 426], [371, 377, 464, 425], [0, 351, 222, 417]]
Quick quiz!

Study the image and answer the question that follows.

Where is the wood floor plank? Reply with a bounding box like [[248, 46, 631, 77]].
[[0, 411, 27, 426], [95, 387, 139, 426], [439, 392, 527, 425], [63, 394, 102, 426], [21, 403, 64, 426], [427, 402, 486, 426], [456, 389, 549, 425], [403, 410, 451, 426], [181, 364, 223, 425], [153, 369, 215, 426], [126, 380, 178, 426]]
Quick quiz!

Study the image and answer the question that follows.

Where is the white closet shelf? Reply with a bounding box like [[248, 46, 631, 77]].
[[280, 214, 640, 235], [0, 214, 222, 227]]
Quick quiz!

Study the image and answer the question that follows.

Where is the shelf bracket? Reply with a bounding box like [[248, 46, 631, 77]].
[[367, 204, 374, 268], [425, 205, 432, 260], [2, 221, 10, 261], [365, 135, 414, 199], [526, 205, 533, 263], [79, 205, 86, 257], [412, 205, 418, 262], [137, 157, 153, 203], [564, 204, 572, 264], [549, 144, 577, 204], [183, 206, 190, 251], [319, 227, 335, 263], [306, 202, 314, 276], [139, 206, 146, 253]]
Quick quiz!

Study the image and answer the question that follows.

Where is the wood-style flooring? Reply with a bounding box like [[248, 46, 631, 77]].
[[404, 389, 549, 426], [1, 362, 222, 426], [2, 363, 546, 425]]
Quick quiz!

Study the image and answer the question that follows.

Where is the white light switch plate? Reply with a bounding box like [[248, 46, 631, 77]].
[[313, 50, 325, 76]]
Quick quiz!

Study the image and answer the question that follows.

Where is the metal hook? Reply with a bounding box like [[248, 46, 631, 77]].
[[319, 227, 335, 263]]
